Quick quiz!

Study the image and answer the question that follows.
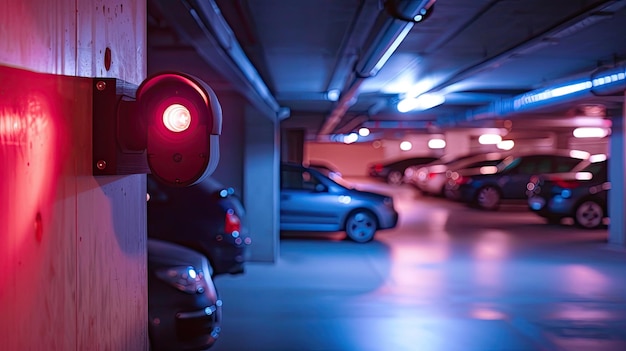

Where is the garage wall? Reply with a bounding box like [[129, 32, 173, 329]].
[[0, 1, 147, 350]]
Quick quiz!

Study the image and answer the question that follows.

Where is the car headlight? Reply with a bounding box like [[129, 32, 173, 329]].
[[155, 266, 208, 294]]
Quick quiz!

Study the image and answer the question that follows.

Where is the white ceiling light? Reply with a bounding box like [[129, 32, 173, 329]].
[[569, 150, 591, 159], [428, 138, 446, 149], [400, 141, 413, 151], [358, 127, 370, 137], [343, 133, 358, 144], [573, 127, 610, 138], [478, 134, 502, 145], [589, 154, 607, 162], [497, 140, 514, 150], [397, 93, 445, 112]]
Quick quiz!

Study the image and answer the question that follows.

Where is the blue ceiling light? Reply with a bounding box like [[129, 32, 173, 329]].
[[326, 89, 340, 101]]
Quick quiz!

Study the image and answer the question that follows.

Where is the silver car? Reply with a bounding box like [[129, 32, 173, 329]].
[[280, 163, 399, 243]]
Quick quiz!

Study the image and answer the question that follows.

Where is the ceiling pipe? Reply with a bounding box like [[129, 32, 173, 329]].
[[424, 0, 626, 118], [318, 0, 436, 137], [437, 63, 626, 127], [151, 0, 289, 120]]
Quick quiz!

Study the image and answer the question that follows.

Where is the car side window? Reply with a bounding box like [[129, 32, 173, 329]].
[[281, 169, 321, 191], [281, 169, 303, 189], [512, 156, 549, 175], [554, 157, 582, 172]]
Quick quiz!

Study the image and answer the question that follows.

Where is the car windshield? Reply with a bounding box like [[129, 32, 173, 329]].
[[579, 160, 607, 175], [313, 167, 354, 189]]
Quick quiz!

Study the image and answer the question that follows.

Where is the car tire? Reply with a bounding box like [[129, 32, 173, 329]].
[[345, 210, 378, 243], [475, 186, 501, 211], [387, 171, 403, 185], [574, 199, 604, 229]]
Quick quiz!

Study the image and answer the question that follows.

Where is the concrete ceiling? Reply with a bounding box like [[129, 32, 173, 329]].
[[147, 0, 626, 141]]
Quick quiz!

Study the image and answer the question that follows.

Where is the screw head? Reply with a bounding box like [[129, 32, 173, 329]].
[[96, 160, 107, 170], [96, 81, 107, 91]]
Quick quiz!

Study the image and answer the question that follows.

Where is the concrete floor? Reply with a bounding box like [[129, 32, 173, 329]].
[[211, 179, 626, 351]]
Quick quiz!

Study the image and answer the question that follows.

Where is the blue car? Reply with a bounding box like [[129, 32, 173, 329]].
[[448, 152, 587, 210], [527, 159, 609, 229], [281, 163, 398, 242]]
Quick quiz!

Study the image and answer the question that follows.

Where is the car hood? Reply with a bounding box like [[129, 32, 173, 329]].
[[148, 239, 205, 267], [347, 188, 389, 200]]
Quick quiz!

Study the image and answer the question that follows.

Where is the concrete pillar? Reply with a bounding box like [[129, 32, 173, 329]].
[[608, 100, 626, 246], [209, 93, 246, 193], [244, 107, 280, 262]]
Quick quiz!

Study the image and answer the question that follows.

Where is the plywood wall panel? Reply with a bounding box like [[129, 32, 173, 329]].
[[0, 0, 147, 349]]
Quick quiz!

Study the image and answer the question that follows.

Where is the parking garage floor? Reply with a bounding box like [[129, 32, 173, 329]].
[[211, 179, 626, 351]]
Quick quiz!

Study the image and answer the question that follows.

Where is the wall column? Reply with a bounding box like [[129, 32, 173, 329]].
[[608, 99, 626, 246], [244, 108, 280, 262]]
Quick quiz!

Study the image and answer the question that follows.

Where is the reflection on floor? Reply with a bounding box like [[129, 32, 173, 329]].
[[211, 179, 626, 351]]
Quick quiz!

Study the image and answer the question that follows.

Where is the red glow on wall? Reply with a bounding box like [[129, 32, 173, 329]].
[[0, 65, 69, 287]]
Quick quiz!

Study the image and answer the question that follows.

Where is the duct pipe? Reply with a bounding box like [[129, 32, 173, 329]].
[[152, 0, 288, 120], [437, 63, 626, 127]]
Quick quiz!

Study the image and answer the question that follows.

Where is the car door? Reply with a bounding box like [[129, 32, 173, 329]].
[[499, 156, 553, 199], [280, 166, 343, 230]]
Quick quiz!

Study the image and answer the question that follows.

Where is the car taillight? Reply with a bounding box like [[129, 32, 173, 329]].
[[427, 172, 441, 180], [455, 175, 472, 185], [225, 209, 241, 234], [554, 179, 580, 189], [375, 164, 383, 173]]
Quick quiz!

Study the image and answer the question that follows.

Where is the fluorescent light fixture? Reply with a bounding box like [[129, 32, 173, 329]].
[[478, 134, 502, 145], [573, 127, 610, 138], [397, 93, 445, 112], [358, 127, 370, 137], [400, 140, 413, 151], [569, 150, 591, 159], [497, 140, 515, 150], [428, 138, 446, 149], [514, 80, 592, 110], [369, 23, 415, 76]]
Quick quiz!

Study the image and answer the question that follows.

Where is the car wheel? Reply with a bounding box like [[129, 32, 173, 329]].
[[345, 210, 377, 243], [574, 200, 604, 229], [387, 171, 403, 185], [475, 186, 500, 211]]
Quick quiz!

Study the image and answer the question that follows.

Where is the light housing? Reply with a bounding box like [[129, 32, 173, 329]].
[[92, 72, 223, 187]]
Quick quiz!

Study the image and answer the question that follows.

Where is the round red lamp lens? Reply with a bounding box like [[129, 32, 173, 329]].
[[162, 104, 191, 132]]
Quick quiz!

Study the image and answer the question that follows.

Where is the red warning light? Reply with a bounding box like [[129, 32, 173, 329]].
[[162, 104, 191, 132]]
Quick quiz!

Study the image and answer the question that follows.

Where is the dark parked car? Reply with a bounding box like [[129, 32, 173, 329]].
[[405, 152, 484, 191], [148, 238, 222, 351], [147, 175, 251, 276], [443, 155, 510, 200], [414, 152, 510, 197], [368, 156, 439, 185], [281, 163, 398, 242], [527, 159, 609, 229], [447, 152, 588, 210]]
